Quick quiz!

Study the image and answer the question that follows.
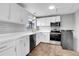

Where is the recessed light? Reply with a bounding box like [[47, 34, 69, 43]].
[[33, 17, 36, 19], [48, 5, 55, 10]]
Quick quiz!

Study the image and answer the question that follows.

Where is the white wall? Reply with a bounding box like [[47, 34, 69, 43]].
[[61, 14, 74, 30], [73, 10, 79, 52]]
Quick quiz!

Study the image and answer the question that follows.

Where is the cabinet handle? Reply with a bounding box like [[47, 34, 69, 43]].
[[15, 47, 16, 52], [24, 43, 26, 47]]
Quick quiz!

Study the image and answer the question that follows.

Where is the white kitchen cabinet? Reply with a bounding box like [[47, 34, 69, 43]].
[[0, 47, 16, 56], [36, 32, 50, 45], [61, 14, 74, 30], [50, 16, 60, 22], [37, 18, 50, 26], [15, 39, 21, 56], [0, 4, 10, 21], [21, 36, 29, 56], [16, 36, 29, 56], [36, 33, 41, 45], [24, 36, 29, 55], [20, 38, 26, 56], [0, 3, 33, 24], [16, 37, 25, 56], [0, 41, 16, 56], [10, 4, 24, 24], [41, 32, 50, 43], [21, 8, 29, 24]]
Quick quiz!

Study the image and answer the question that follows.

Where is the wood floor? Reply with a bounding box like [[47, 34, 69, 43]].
[[28, 42, 79, 56]]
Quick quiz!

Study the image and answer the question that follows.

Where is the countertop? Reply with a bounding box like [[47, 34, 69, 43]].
[[0, 30, 50, 42]]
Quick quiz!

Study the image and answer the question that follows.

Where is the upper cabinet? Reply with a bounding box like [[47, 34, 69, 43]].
[[37, 18, 50, 26], [50, 16, 60, 23], [0, 3, 35, 24], [0, 4, 10, 21], [37, 16, 60, 26], [61, 14, 74, 30], [10, 4, 23, 24]]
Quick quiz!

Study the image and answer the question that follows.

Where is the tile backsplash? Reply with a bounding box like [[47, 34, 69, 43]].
[[0, 21, 25, 34]]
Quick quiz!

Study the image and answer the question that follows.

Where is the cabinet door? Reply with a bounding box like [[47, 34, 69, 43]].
[[16, 36, 29, 56], [15, 39, 22, 56], [41, 32, 50, 43], [36, 32, 50, 45], [21, 8, 28, 24], [37, 18, 50, 26], [24, 36, 29, 55], [20, 39, 24, 56], [0, 41, 16, 56], [21, 36, 29, 56], [0, 3, 9, 21], [36, 33, 40, 45], [15, 38, 25, 56], [36, 33, 43, 45], [10, 4, 22, 24]]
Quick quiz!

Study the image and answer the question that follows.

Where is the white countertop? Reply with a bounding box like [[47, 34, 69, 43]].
[[0, 30, 50, 42]]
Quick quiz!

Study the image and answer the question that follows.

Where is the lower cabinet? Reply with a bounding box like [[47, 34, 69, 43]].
[[0, 41, 16, 56], [36, 33, 41, 45], [36, 32, 50, 45], [0, 36, 30, 56], [15, 36, 29, 56], [0, 47, 16, 56]]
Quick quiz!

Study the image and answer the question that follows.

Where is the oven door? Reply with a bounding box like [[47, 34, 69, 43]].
[[50, 33, 61, 41]]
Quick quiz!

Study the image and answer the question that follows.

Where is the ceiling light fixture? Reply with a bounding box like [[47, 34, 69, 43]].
[[48, 5, 55, 10], [33, 17, 36, 19]]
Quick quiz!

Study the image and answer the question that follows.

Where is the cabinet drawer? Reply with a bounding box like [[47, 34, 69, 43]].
[[0, 47, 16, 56], [0, 41, 15, 52]]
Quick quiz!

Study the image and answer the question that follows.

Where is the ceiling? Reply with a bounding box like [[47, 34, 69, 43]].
[[19, 3, 79, 17]]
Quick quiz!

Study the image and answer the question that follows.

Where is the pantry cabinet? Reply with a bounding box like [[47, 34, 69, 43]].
[[0, 3, 10, 21]]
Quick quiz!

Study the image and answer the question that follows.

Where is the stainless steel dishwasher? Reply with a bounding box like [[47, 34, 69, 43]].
[[30, 34, 36, 51]]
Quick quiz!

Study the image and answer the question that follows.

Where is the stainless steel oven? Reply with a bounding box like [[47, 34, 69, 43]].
[[50, 31, 61, 41]]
